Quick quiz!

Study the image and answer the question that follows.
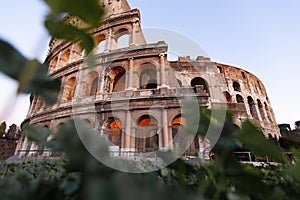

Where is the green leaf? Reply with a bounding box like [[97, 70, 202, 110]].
[[287, 149, 300, 182], [22, 122, 51, 144], [44, 0, 103, 26], [0, 40, 27, 79], [0, 40, 61, 105], [236, 120, 284, 163], [45, 19, 95, 55]]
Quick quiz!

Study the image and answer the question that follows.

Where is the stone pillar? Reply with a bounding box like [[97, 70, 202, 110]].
[[127, 58, 135, 90], [105, 28, 113, 51], [135, 70, 139, 89], [69, 45, 74, 63], [125, 111, 131, 150], [159, 53, 167, 88], [130, 21, 134, 46], [130, 127, 136, 149], [168, 126, 173, 150], [162, 109, 169, 149], [158, 127, 163, 148]]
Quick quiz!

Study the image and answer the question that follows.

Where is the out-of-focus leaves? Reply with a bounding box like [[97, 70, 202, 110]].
[[0, 40, 61, 104], [287, 149, 300, 182], [45, 19, 95, 55], [0, 40, 27, 80], [44, 0, 103, 57], [44, 0, 103, 26], [236, 120, 284, 163], [22, 122, 51, 144]]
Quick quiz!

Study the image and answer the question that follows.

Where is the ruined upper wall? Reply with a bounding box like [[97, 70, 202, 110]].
[[99, 0, 131, 18]]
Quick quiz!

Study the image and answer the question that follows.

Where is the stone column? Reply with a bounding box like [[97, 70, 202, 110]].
[[158, 127, 163, 148], [105, 28, 113, 51], [159, 53, 167, 88], [135, 70, 139, 89], [168, 126, 173, 150], [162, 109, 169, 149], [125, 111, 131, 150], [127, 58, 135, 90], [130, 127, 136, 149]]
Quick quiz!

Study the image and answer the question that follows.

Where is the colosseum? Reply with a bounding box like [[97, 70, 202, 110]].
[[15, 0, 280, 159]]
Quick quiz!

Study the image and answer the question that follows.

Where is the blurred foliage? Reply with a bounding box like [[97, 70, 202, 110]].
[[0, 0, 103, 104], [1, 0, 300, 199], [1, 114, 300, 200]]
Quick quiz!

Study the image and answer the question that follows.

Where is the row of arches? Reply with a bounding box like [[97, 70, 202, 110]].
[[102, 114, 200, 155], [223, 91, 273, 122], [61, 66, 211, 101], [49, 29, 131, 73]]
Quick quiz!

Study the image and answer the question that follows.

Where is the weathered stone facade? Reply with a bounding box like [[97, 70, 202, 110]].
[[16, 0, 280, 158]]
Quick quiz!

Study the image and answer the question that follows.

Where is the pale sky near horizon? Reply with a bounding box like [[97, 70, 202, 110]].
[[0, 0, 299, 127]]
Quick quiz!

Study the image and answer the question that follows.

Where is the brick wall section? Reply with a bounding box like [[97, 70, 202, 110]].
[[0, 138, 18, 160]]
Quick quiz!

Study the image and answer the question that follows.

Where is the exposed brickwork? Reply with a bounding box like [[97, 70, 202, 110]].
[[0, 139, 18, 160]]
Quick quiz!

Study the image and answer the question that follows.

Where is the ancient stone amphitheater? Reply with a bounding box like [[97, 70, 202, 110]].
[[16, 0, 280, 159]]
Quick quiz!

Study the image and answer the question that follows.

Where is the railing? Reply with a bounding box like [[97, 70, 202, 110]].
[[234, 151, 293, 164], [16, 150, 62, 161]]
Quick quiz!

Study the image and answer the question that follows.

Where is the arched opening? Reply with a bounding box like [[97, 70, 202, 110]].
[[264, 102, 273, 122], [236, 94, 244, 103], [233, 81, 241, 92], [257, 99, 266, 121], [50, 57, 58, 72], [217, 66, 223, 73], [95, 34, 106, 53], [135, 115, 159, 153], [223, 91, 232, 103], [59, 49, 70, 67], [63, 77, 76, 101], [86, 72, 99, 96], [115, 28, 130, 49], [247, 96, 259, 120], [191, 77, 209, 94], [171, 114, 199, 156], [104, 118, 122, 148], [109, 66, 126, 92], [241, 71, 247, 79], [138, 63, 157, 89], [171, 115, 185, 154]]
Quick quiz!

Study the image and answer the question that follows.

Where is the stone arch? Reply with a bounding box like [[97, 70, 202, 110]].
[[59, 49, 70, 67], [171, 114, 185, 154], [95, 34, 106, 53], [170, 114, 199, 156], [191, 77, 209, 94], [257, 99, 266, 121], [62, 77, 76, 101], [107, 66, 126, 93], [115, 28, 130, 49], [103, 117, 123, 148], [86, 71, 99, 96], [247, 96, 259, 120], [264, 102, 273, 122], [223, 91, 232, 103], [233, 81, 241, 92], [135, 115, 159, 153], [50, 56, 58, 72], [236, 94, 244, 103], [137, 62, 158, 89]]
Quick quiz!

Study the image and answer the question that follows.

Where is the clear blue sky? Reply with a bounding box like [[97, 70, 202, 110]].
[[0, 0, 299, 127]]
